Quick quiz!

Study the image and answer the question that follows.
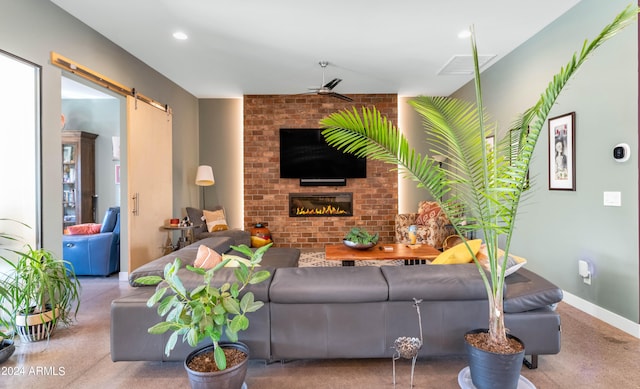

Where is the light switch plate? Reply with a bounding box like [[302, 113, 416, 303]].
[[603, 191, 621, 207]]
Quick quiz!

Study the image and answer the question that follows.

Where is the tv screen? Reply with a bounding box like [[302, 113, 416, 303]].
[[279, 128, 366, 179]]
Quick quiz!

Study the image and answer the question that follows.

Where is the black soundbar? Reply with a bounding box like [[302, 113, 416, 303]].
[[299, 178, 347, 187]]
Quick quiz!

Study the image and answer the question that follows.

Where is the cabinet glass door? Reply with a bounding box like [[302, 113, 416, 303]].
[[62, 143, 77, 229]]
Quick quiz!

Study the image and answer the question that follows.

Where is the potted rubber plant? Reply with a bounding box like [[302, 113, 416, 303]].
[[2, 245, 81, 342], [136, 243, 272, 389], [320, 5, 638, 388]]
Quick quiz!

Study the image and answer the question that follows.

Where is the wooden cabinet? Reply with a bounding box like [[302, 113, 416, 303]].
[[62, 131, 98, 230]]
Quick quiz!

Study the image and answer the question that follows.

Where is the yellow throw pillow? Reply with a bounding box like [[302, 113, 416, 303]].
[[203, 209, 228, 232], [432, 239, 482, 265], [194, 245, 222, 269]]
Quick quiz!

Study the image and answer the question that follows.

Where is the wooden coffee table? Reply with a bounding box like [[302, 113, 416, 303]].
[[325, 243, 441, 266]]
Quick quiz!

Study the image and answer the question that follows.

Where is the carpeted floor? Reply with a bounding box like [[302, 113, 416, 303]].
[[298, 251, 404, 267]]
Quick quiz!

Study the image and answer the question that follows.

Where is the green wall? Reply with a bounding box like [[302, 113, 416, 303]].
[[198, 99, 244, 228], [451, 0, 639, 322]]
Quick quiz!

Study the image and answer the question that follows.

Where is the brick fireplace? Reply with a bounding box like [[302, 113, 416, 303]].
[[243, 94, 398, 249]]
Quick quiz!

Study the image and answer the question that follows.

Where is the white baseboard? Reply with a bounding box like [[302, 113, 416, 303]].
[[562, 290, 640, 338], [118, 271, 128, 282]]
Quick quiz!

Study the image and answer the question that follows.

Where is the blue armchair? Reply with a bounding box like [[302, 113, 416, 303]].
[[63, 206, 120, 276]]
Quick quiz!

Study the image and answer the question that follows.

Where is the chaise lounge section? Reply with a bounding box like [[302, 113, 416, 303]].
[[111, 234, 562, 369]]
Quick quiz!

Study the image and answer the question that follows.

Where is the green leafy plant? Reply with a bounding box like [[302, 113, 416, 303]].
[[344, 227, 379, 245], [135, 243, 272, 370], [320, 5, 638, 349], [1, 243, 81, 339]]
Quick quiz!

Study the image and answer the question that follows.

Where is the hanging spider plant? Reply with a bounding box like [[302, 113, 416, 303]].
[[320, 5, 638, 348]]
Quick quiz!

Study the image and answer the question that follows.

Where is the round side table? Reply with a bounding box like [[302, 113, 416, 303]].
[[161, 225, 196, 250]]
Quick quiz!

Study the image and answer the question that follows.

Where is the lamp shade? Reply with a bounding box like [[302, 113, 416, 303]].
[[195, 165, 215, 186]]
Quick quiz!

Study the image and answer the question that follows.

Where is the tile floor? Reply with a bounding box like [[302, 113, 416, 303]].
[[1, 275, 640, 388]]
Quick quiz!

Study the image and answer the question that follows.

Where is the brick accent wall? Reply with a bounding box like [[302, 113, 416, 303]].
[[243, 94, 398, 249]]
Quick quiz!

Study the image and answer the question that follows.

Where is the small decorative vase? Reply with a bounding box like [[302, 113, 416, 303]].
[[250, 223, 272, 247], [408, 225, 417, 245], [464, 329, 525, 389]]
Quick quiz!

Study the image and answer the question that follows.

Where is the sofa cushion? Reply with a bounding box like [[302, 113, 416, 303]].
[[66, 223, 102, 235], [415, 201, 443, 226], [101, 206, 120, 233], [203, 208, 228, 232], [129, 236, 234, 286], [270, 267, 388, 303], [476, 244, 528, 276], [381, 264, 487, 301], [159, 266, 275, 302], [431, 239, 482, 265], [504, 268, 563, 313], [186, 206, 211, 235], [194, 245, 222, 269], [225, 247, 300, 268]]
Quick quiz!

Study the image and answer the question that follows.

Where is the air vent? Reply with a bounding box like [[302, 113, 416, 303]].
[[438, 55, 496, 75]]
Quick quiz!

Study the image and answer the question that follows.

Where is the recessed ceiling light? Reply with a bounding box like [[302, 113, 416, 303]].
[[173, 31, 188, 40]]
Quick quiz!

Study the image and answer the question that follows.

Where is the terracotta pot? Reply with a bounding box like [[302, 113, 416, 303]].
[[185, 342, 249, 389], [464, 329, 525, 389]]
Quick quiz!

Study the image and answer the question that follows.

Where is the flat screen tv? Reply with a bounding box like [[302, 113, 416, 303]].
[[279, 128, 366, 179]]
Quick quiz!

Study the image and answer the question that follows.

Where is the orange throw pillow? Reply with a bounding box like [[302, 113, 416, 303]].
[[65, 223, 102, 235], [194, 245, 222, 269], [415, 202, 442, 225]]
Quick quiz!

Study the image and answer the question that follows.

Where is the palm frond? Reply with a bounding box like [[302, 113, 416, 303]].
[[319, 3, 639, 345]]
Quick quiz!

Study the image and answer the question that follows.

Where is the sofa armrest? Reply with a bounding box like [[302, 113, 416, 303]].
[[195, 229, 251, 246], [63, 233, 114, 275]]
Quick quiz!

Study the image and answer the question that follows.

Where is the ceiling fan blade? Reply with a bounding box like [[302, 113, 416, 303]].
[[328, 92, 353, 102], [323, 78, 342, 90]]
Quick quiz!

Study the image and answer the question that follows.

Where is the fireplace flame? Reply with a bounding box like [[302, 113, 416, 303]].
[[295, 205, 348, 216]]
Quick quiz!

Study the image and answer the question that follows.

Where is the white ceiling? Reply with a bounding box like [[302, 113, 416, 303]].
[[51, 0, 582, 99]]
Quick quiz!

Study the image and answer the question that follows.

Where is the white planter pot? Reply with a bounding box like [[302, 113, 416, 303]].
[[15, 307, 59, 342]]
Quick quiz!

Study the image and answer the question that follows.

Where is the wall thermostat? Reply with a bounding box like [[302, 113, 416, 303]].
[[613, 143, 630, 162]]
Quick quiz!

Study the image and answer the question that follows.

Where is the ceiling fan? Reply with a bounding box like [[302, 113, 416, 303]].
[[304, 61, 353, 102]]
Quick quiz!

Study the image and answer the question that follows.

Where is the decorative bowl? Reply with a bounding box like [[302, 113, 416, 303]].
[[343, 239, 376, 250], [0, 339, 15, 364]]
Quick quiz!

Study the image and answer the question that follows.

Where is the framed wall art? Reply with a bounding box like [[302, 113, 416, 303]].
[[548, 112, 575, 191]]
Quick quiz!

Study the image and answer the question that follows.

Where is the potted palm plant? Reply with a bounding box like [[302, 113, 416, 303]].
[[320, 5, 638, 388], [2, 245, 81, 342], [136, 243, 272, 389]]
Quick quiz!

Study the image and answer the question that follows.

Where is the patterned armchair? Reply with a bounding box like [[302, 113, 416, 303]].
[[395, 201, 455, 250]]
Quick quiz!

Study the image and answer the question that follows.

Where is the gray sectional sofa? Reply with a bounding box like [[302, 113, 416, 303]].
[[111, 233, 563, 369]]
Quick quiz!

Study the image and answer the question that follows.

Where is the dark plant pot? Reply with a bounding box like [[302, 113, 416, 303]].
[[464, 329, 525, 389], [185, 342, 249, 389], [0, 339, 15, 364]]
